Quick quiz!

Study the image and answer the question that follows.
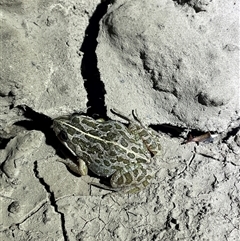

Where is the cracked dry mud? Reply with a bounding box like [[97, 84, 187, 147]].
[[0, 0, 239, 241]]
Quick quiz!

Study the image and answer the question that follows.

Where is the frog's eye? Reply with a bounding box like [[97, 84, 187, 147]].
[[59, 130, 68, 141]]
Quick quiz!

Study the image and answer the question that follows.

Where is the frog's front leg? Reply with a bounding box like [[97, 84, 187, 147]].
[[58, 158, 88, 176], [110, 164, 153, 193]]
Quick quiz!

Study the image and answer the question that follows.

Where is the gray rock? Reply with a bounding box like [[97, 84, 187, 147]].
[[97, 0, 239, 132]]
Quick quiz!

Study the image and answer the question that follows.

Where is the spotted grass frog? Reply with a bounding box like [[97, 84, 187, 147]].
[[52, 110, 161, 193]]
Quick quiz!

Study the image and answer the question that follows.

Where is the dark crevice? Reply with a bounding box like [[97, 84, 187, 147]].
[[150, 124, 186, 138], [222, 123, 240, 142], [165, 212, 172, 230], [80, 0, 111, 119], [150, 123, 215, 144], [172, 0, 207, 13], [14, 105, 65, 158], [152, 118, 240, 144], [14, 105, 53, 131], [0, 137, 12, 149], [33, 161, 69, 241]]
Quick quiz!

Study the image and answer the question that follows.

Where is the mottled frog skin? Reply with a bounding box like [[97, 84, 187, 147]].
[[53, 110, 161, 193]]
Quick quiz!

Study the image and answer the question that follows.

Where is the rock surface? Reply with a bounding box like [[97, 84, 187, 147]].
[[97, 0, 239, 131], [0, 0, 239, 241]]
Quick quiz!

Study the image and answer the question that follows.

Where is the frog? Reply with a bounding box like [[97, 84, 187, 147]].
[[52, 109, 161, 193]]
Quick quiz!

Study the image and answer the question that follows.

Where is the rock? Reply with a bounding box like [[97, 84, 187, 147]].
[[97, 0, 239, 132]]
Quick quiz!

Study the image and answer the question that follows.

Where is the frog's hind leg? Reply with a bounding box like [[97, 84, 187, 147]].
[[138, 128, 161, 156], [110, 165, 153, 193], [111, 109, 161, 156], [110, 109, 132, 123], [128, 121, 161, 156], [111, 109, 144, 128]]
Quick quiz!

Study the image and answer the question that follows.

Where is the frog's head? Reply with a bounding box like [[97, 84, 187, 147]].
[[52, 114, 84, 156]]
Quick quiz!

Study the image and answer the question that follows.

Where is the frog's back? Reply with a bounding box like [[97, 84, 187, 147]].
[[70, 116, 150, 177], [75, 116, 140, 145]]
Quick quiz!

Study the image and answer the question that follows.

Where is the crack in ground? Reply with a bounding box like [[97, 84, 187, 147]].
[[222, 119, 240, 141], [80, 0, 112, 119], [33, 161, 69, 241], [0, 137, 13, 149]]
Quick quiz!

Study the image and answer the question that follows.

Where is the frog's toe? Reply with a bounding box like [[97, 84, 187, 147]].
[[79, 159, 88, 176]]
